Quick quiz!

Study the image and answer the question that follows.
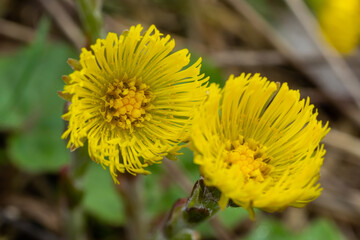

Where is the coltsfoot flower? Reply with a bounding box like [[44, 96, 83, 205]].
[[318, 0, 360, 54], [60, 24, 208, 183], [191, 73, 329, 218]]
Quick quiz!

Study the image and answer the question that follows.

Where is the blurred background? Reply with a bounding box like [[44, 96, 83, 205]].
[[0, 0, 359, 239]]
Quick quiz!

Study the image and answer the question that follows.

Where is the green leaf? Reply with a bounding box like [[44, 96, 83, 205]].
[[7, 42, 75, 171], [83, 162, 124, 225], [5, 20, 77, 172], [8, 115, 70, 172], [0, 18, 53, 127], [245, 218, 345, 240], [244, 219, 295, 240], [0, 58, 24, 128], [299, 219, 345, 240]]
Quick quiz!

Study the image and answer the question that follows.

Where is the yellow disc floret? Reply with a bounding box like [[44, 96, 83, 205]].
[[102, 76, 153, 131], [224, 138, 272, 183]]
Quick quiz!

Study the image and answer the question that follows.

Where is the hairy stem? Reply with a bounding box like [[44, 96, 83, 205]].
[[117, 174, 147, 240], [75, 0, 103, 45], [61, 149, 90, 240]]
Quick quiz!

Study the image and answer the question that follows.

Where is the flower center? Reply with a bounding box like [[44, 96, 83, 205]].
[[225, 137, 272, 182], [101, 77, 153, 130]]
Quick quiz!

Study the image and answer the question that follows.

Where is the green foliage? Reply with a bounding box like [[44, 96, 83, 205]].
[[201, 57, 225, 88], [83, 162, 125, 225], [245, 218, 344, 240], [0, 57, 23, 128], [176, 147, 199, 182], [8, 116, 69, 172], [300, 219, 345, 240], [143, 163, 185, 218], [0, 18, 75, 171], [190, 53, 225, 87], [219, 207, 248, 229], [245, 218, 292, 240]]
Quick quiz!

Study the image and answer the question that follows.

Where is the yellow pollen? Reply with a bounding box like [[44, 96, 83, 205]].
[[225, 138, 272, 182], [102, 77, 153, 130]]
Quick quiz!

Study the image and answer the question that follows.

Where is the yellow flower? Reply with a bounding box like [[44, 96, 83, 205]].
[[60, 24, 208, 183], [318, 0, 360, 54], [191, 73, 329, 218]]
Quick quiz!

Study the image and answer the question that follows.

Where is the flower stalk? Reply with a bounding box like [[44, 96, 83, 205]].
[[75, 0, 103, 45], [117, 174, 147, 240], [60, 149, 90, 240]]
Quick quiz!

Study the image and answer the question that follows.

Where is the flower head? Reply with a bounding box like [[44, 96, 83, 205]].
[[60, 24, 208, 183], [191, 73, 329, 218], [318, 0, 360, 54]]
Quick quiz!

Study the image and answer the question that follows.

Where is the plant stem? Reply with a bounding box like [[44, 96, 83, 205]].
[[117, 173, 147, 240], [75, 0, 103, 45], [61, 149, 90, 240]]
